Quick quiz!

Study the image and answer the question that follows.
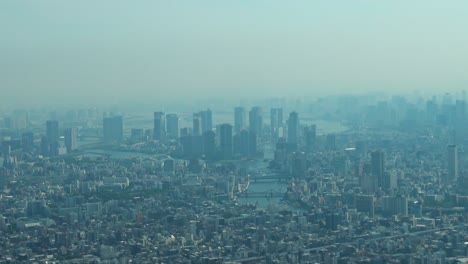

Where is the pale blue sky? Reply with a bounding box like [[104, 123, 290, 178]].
[[1, 0, 467, 106]]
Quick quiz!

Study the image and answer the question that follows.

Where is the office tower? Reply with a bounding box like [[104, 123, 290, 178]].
[[304, 125, 316, 151], [455, 100, 466, 144], [219, 124, 233, 160], [180, 135, 193, 157], [287, 111, 299, 144], [180, 127, 192, 138], [448, 145, 458, 182], [371, 150, 385, 188], [355, 195, 375, 217], [382, 195, 408, 216], [326, 134, 336, 150], [193, 113, 202, 136], [234, 129, 252, 157], [153, 112, 165, 142], [46, 120, 59, 156], [360, 163, 377, 193], [234, 107, 246, 134], [270, 108, 283, 138], [40, 136, 49, 156], [200, 109, 213, 133], [248, 131, 257, 155], [203, 131, 216, 160], [21, 132, 34, 153], [64, 128, 77, 153], [249, 106, 263, 136], [103, 116, 123, 143], [191, 135, 204, 157], [166, 114, 179, 140]]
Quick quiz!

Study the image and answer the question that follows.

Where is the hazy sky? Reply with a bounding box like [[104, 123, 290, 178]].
[[1, 0, 467, 106]]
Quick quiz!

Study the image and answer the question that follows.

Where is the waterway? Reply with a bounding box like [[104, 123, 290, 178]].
[[75, 119, 347, 209]]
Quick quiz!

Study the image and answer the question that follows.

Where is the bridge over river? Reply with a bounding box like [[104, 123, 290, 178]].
[[238, 189, 284, 198]]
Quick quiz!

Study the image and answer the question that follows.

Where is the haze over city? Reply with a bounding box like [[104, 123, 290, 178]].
[[2, 0, 468, 107], [3, 1, 468, 263]]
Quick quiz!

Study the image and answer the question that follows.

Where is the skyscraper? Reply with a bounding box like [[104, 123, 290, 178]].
[[200, 109, 213, 133], [153, 112, 165, 142], [193, 113, 202, 136], [234, 107, 246, 134], [46, 120, 59, 156], [448, 144, 458, 182], [166, 114, 179, 140], [304, 125, 316, 151], [249, 106, 263, 136], [371, 150, 385, 188], [64, 128, 77, 153], [21, 132, 34, 153], [270, 108, 283, 138], [219, 124, 233, 160], [287, 111, 299, 144], [103, 116, 123, 143], [203, 130, 216, 160]]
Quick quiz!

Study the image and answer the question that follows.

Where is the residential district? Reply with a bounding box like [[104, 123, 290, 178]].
[[1, 94, 468, 263]]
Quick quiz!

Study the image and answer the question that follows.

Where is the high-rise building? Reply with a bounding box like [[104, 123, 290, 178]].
[[40, 136, 49, 156], [200, 109, 213, 133], [193, 113, 202, 136], [371, 150, 385, 188], [166, 114, 179, 140], [21, 132, 34, 153], [249, 106, 263, 136], [46, 120, 59, 156], [304, 125, 316, 151], [448, 144, 458, 182], [153, 112, 165, 142], [382, 195, 408, 216], [203, 131, 216, 160], [103, 116, 123, 143], [287, 111, 299, 144], [64, 128, 77, 153], [234, 129, 256, 157], [219, 124, 233, 160], [270, 108, 283, 138], [234, 107, 246, 134]]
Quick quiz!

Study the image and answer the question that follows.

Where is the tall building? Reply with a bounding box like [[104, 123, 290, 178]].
[[371, 150, 385, 188], [103, 116, 123, 143], [270, 108, 283, 138], [219, 124, 233, 160], [234, 129, 256, 157], [46, 120, 59, 156], [448, 144, 458, 182], [304, 125, 316, 151], [21, 132, 34, 153], [193, 113, 202, 136], [166, 114, 179, 140], [203, 131, 216, 160], [234, 107, 246, 134], [287, 111, 299, 144], [153, 112, 165, 142], [64, 128, 77, 153], [249, 106, 263, 136], [200, 109, 213, 133], [382, 195, 408, 216]]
